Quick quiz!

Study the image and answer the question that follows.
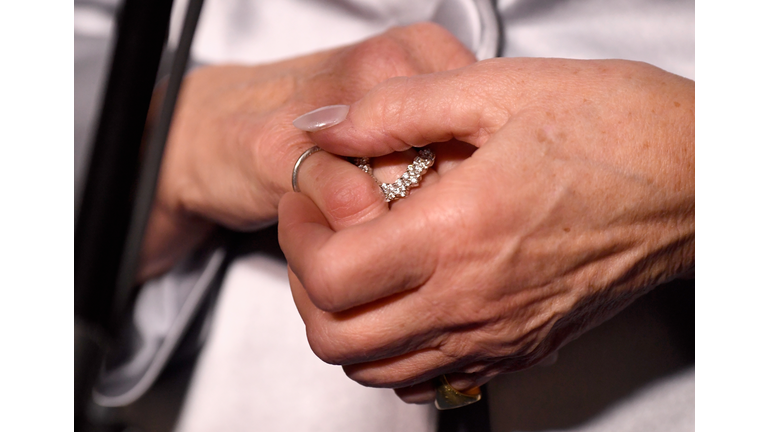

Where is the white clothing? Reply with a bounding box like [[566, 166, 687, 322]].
[[74, 1, 695, 431]]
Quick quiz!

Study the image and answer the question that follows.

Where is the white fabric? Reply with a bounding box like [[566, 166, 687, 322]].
[[189, 0, 694, 79], [174, 254, 436, 432], [497, 0, 695, 79], [93, 248, 225, 407], [74, 0, 694, 430], [190, 0, 500, 64], [174, 1, 695, 431], [192, 0, 440, 64]]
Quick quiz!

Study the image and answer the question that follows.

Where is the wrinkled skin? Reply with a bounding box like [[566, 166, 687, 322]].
[[138, 23, 476, 281], [278, 58, 695, 403]]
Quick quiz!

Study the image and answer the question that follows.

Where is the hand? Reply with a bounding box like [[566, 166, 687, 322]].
[[137, 23, 476, 281], [278, 58, 695, 403]]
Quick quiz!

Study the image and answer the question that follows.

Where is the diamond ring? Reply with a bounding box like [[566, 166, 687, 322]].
[[353, 148, 435, 202]]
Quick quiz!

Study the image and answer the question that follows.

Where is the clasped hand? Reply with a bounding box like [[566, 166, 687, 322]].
[[140, 22, 694, 406], [138, 23, 475, 281], [279, 57, 694, 403]]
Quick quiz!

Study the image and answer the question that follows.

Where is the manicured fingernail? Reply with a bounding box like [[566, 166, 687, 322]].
[[293, 105, 349, 132]]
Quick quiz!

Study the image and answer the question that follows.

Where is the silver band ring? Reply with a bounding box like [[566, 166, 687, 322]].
[[354, 148, 435, 202], [292, 146, 323, 193]]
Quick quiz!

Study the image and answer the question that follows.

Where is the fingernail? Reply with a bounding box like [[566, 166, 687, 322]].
[[293, 105, 349, 132]]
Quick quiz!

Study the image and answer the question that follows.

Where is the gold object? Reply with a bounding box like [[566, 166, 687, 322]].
[[434, 375, 482, 410]]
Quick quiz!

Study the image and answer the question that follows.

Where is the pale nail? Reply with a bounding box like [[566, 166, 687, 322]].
[[293, 105, 349, 132]]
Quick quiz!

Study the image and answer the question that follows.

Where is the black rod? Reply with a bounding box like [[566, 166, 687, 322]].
[[75, 0, 174, 335], [111, 0, 206, 333], [75, 0, 174, 426], [75, 0, 208, 421]]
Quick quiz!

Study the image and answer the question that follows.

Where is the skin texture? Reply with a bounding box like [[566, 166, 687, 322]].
[[137, 23, 476, 281], [278, 58, 695, 403]]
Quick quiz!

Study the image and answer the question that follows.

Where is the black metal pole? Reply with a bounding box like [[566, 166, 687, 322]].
[[74, 0, 174, 428], [112, 0, 206, 336]]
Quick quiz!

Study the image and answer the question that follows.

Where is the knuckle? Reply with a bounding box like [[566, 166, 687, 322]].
[[343, 34, 418, 79], [302, 254, 351, 313], [305, 326, 348, 365], [394, 22, 453, 46], [362, 75, 412, 133], [390, 22, 476, 68], [305, 322, 373, 366], [301, 266, 338, 312]]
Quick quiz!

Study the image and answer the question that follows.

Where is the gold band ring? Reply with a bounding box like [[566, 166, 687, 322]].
[[434, 375, 482, 410]]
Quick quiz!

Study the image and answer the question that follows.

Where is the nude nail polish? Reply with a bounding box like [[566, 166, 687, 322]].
[[293, 105, 349, 132]]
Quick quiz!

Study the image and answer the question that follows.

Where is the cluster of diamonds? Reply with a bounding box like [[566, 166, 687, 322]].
[[354, 148, 435, 203]]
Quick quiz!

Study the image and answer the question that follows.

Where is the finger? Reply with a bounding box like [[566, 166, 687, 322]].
[[442, 372, 494, 394], [394, 382, 435, 404], [383, 22, 477, 72], [342, 349, 495, 389], [287, 267, 317, 327], [307, 60, 514, 157], [342, 348, 454, 387], [321, 23, 477, 92], [283, 28, 473, 230], [295, 147, 388, 230], [278, 189, 438, 313], [138, 205, 215, 281], [294, 23, 476, 115], [289, 262, 440, 368]]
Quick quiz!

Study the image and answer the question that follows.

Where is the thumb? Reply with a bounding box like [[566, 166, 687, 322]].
[[293, 60, 513, 157]]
